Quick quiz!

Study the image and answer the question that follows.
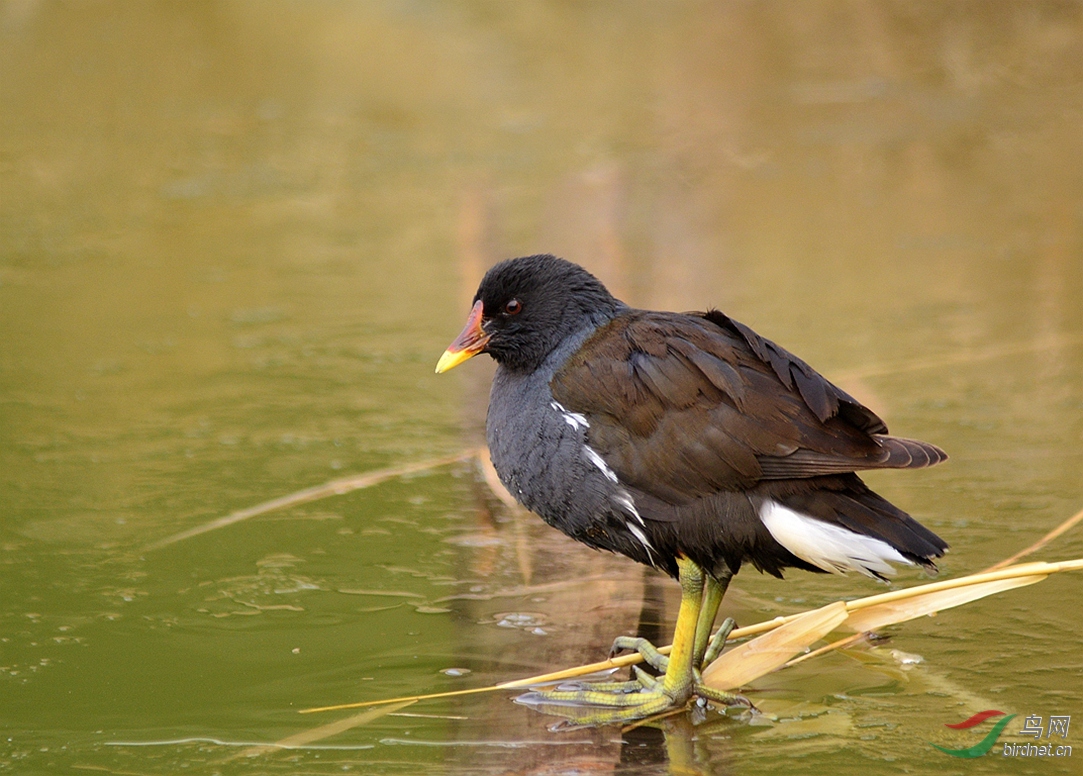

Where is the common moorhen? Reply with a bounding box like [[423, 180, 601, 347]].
[[437, 255, 947, 725]]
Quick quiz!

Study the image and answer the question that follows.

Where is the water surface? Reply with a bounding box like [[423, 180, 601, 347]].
[[2, 2, 1081, 774]]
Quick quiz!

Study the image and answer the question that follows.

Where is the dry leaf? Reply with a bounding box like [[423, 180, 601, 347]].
[[843, 575, 1046, 632], [702, 601, 848, 690]]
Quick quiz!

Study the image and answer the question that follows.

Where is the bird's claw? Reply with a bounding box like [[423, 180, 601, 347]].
[[514, 560, 750, 727], [515, 679, 685, 726], [693, 683, 754, 710], [515, 658, 753, 727], [609, 635, 670, 672]]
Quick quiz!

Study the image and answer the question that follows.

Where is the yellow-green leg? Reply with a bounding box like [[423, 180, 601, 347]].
[[515, 557, 750, 726], [659, 556, 703, 701], [692, 569, 731, 668], [613, 567, 734, 675]]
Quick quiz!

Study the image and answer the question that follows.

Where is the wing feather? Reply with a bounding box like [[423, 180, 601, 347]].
[[551, 311, 946, 505]]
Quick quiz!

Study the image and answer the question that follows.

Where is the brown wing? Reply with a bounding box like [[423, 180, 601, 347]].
[[550, 310, 946, 505]]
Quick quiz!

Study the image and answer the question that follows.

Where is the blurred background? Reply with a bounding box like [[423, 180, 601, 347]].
[[1, 1, 1081, 774]]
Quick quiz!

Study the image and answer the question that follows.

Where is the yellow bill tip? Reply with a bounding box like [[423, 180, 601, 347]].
[[435, 348, 475, 374], [436, 300, 488, 374]]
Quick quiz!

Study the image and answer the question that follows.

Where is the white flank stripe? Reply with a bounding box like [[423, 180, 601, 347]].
[[583, 446, 619, 483], [758, 499, 911, 578], [625, 522, 656, 566], [550, 401, 589, 431], [612, 491, 645, 525]]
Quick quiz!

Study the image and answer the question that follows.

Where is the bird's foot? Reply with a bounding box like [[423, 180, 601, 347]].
[[688, 617, 751, 710], [515, 665, 691, 726], [690, 683, 753, 711], [610, 635, 669, 671], [515, 663, 752, 727], [516, 560, 751, 728], [610, 616, 736, 678]]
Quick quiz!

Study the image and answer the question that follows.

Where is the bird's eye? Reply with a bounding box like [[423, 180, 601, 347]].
[[504, 299, 522, 316]]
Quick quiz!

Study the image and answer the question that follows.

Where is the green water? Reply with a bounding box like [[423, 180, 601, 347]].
[[2, 2, 1081, 774]]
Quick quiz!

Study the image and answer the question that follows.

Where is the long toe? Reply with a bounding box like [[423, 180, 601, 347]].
[[694, 684, 755, 711], [516, 686, 667, 709], [609, 635, 670, 671], [700, 617, 736, 668], [514, 687, 683, 726], [552, 679, 643, 693]]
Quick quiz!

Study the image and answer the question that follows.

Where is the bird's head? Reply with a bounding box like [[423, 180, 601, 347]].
[[436, 254, 620, 374]]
